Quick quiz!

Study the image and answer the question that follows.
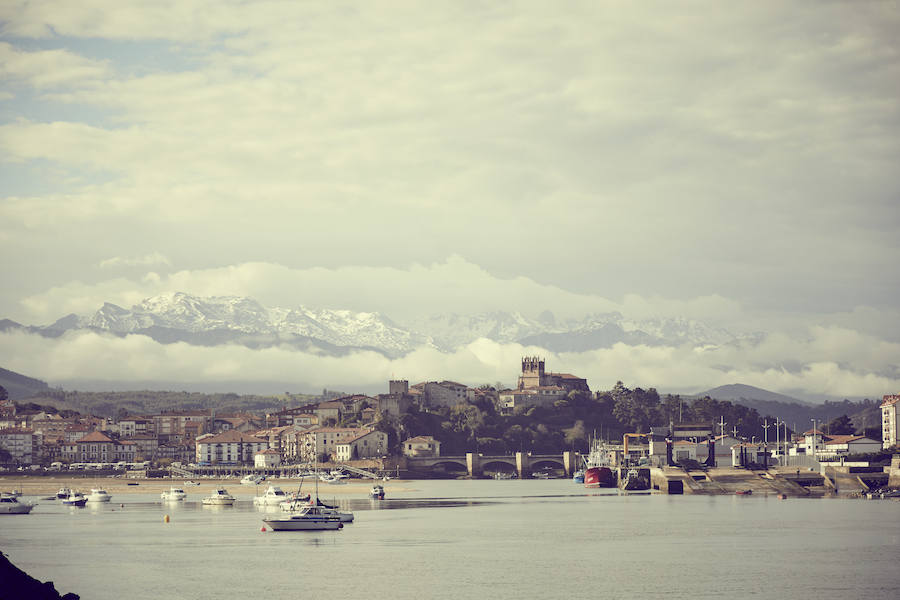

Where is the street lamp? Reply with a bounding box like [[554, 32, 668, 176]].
[[810, 418, 817, 459]]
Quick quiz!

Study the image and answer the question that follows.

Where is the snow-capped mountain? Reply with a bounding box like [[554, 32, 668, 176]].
[[42, 292, 429, 357], [406, 311, 742, 352], [22, 292, 753, 357]]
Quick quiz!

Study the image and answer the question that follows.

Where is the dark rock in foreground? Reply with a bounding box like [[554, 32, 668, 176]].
[[0, 552, 79, 600]]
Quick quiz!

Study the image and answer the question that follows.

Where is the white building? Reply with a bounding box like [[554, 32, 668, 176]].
[[195, 430, 268, 465], [882, 394, 899, 449], [300, 427, 368, 461], [254, 448, 282, 468], [820, 435, 882, 459], [0, 428, 34, 465], [334, 430, 388, 461]]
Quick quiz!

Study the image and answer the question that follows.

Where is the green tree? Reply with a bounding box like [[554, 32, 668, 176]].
[[826, 414, 855, 435]]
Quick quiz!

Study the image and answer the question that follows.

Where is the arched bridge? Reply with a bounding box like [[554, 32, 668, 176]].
[[406, 451, 580, 479]]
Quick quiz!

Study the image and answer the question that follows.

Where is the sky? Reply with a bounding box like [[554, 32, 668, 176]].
[[1, 1, 898, 399]]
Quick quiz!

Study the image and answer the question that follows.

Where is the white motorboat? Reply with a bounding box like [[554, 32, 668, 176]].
[[62, 492, 87, 507], [253, 485, 289, 506], [240, 474, 265, 485], [201, 487, 235, 506], [370, 484, 385, 499], [161, 487, 187, 501], [184, 480, 201, 486], [0, 494, 34, 514], [319, 474, 347, 484], [87, 489, 112, 502], [263, 504, 344, 531]]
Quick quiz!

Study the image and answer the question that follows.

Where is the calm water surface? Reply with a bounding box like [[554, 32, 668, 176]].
[[2, 480, 899, 599]]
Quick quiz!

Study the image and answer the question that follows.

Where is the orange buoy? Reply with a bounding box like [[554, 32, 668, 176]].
[[260, 526, 267, 532], [164, 514, 170, 523]]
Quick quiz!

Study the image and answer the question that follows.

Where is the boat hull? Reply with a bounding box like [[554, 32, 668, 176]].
[[263, 517, 343, 531], [584, 466, 615, 488], [202, 498, 235, 505]]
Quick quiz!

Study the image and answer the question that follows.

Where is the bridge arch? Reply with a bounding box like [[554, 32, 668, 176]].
[[529, 458, 565, 471], [427, 460, 467, 473]]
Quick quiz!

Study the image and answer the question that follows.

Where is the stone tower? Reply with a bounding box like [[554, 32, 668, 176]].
[[518, 356, 546, 389]]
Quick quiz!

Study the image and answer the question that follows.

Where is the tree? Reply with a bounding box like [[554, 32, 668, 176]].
[[0, 385, 8, 402], [826, 414, 855, 436]]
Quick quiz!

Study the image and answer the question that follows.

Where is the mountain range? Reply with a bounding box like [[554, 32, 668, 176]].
[[0, 292, 757, 358]]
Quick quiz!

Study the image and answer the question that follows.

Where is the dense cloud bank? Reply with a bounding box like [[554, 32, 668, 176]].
[[1, 324, 896, 399]]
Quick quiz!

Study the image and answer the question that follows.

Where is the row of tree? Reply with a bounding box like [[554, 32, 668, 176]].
[[377, 381, 879, 455]]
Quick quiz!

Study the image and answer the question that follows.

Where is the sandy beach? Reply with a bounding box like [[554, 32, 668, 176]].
[[0, 475, 414, 498]]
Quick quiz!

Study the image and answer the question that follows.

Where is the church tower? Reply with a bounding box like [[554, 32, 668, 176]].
[[518, 356, 546, 389]]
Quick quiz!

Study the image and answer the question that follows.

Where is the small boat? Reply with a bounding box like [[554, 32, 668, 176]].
[[319, 474, 347, 484], [184, 480, 201, 486], [3, 489, 22, 498], [254, 485, 289, 506], [126, 482, 140, 486], [56, 487, 73, 499], [370, 484, 385, 499], [201, 488, 235, 506], [0, 494, 34, 514], [87, 489, 112, 502], [263, 504, 344, 531], [493, 472, 515, 480], [161, 487, 187, 501], [62, 492, 87, 507], [572, 470, 585, 484], [241, 474, 265, 485], [735, 489, 753, 496]]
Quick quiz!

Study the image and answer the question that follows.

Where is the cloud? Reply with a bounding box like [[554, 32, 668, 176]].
[[0, 3, 898, 400], [1, 326, 896, 398], [0, 42, 110, 88], [14, 256, 757, 326], [98, 252, 170, 269]]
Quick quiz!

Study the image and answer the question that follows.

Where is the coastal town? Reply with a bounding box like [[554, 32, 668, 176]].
[[2, 358, 899, 498]]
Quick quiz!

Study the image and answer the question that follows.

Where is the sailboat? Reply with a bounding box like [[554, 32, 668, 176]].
[[263, 448, 346, 531]]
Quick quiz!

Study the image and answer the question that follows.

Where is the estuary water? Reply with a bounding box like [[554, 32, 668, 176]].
[[2, 479, 899, 600]]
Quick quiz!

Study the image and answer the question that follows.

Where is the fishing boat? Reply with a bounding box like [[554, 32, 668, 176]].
[[370, 484, 385, 499], [572, 470, 585, 484], [62, 492, 87, 507], [583, 439, 616, 488]]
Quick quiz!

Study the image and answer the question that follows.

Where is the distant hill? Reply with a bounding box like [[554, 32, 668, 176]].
[[0, 367, 51, 401], [697, 383, 881, 436], [697, 384, 808, 405]]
